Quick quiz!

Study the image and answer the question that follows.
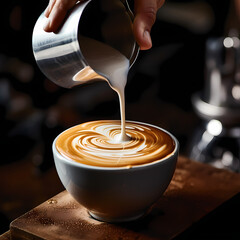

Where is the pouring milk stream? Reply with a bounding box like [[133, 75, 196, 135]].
[[79, 36, 131, 143]]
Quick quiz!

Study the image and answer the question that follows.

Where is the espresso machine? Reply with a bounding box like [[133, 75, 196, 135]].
[[188, 34, 240, 172]]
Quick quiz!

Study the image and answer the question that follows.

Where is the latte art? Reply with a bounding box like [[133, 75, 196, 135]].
[[56, 120, 175, 168]]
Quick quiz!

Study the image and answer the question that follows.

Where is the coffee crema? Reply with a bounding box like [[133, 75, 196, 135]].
[[56, 120, 175, 168]]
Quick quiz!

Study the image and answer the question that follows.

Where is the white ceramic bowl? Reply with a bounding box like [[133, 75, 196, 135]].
[[52, 122, 179, 222]]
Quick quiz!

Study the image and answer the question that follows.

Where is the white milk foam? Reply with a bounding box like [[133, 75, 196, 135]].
[[79, 36, 130, 142]]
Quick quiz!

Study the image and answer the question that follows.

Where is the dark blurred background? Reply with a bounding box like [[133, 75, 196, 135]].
[[0, 0, 235, 234]]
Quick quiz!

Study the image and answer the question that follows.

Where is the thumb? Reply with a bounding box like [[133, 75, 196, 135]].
[[133, 0, 164, 50]]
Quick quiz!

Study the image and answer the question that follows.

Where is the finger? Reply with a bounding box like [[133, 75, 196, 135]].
[[44, 0, 77, 32], [133, 0, 165, 50], [44, 0, 56, 18]]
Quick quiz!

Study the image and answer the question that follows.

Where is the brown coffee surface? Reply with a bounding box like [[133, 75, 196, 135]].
[[56, 120, 175, 168]]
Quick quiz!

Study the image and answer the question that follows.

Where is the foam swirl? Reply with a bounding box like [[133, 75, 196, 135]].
[[56, 120, 175, 168]]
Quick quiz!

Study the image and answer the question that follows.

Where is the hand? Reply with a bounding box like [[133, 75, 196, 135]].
[[43, 0, 165, 50], [133, 0, 165, 50]]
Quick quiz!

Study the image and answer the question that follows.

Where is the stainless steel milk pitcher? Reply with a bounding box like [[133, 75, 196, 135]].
[[32, 0, 138, 88]]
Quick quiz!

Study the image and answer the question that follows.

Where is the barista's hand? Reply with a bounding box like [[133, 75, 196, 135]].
[[43, 0, 165, 50], [133, 0, 165, 50]]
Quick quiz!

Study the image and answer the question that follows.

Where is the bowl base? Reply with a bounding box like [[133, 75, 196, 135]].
[[89, 211, 146, 223]]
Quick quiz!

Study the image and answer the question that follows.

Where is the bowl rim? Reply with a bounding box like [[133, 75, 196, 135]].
[[52, 120, 179, 171]]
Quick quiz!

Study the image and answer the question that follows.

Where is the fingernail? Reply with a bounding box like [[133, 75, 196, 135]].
[[143, 30, 152, 47]]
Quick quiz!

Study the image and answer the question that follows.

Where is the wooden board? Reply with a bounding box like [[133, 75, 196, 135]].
[[0, 231, 11, 240], [10, 157, 240, 240]]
